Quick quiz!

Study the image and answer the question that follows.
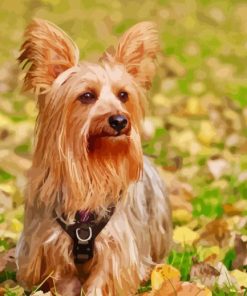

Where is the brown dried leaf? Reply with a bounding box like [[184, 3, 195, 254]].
[[178, 282, 211, 296], [232, 235, 247, 269], [223, 203, 242, 216], [190, 261, 220, 287], [160, 170, 193, 212], [197, 219, 231, 247], [152, 279, 210, 296], [0, 248, 16, 273], [191, 261, 238, 289]]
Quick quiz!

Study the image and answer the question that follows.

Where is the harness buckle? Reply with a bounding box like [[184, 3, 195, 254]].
[[75, 226, 92, 242]]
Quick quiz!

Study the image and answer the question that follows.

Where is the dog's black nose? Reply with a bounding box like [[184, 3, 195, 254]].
[[108, 115, 128, 132]]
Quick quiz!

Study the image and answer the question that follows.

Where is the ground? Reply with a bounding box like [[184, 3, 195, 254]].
[[0, 0, 247, 295]]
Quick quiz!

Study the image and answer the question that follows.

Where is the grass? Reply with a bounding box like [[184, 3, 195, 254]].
[[0, 0, 246, 294]]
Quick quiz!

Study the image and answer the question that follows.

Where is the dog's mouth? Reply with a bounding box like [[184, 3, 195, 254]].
[[99, 130, 130, 138], [87, 121, 132, 152], [89, 124, 131, 139], [87, 130, 130, 152]]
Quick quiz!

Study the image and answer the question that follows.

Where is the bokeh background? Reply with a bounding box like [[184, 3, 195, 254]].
[[0, 0, 247, 294]]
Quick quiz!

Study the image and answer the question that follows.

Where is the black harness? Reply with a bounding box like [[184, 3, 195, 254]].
[[56, 206, 115, 264]]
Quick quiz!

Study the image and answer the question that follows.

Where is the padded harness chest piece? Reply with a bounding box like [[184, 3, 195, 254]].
[[57, 207, 115, 264]]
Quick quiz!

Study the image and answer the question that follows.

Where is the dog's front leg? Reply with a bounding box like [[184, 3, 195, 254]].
[[16, 212, 80, 294], [54, 275, 82, 296]]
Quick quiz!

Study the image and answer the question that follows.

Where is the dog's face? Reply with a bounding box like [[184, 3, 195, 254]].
[[52, 61, 143, 152], [19, 19, 159, 212]]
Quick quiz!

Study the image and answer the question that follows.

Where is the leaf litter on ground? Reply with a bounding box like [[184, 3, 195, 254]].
[[0, 0, 247, 295]]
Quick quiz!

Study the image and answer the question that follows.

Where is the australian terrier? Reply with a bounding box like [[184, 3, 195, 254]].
[[16, 19, 172, 296]]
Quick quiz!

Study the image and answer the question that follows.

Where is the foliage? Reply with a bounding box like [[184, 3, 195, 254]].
[[0, 0, 247, 295]]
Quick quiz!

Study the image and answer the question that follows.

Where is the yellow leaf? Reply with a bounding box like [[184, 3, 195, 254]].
[[172, 209, 192, 223], [197, 246, 220, 262], [231, 269, 247, 288], [186, 97, 201, 115], [151, 264, 181, 290], [173, 226, 199, 246], [0, 229, 19, 241], [152, 94, 168, 107], [196, 284, 212, 296], [10, 218, 23, 233], [170, 129, 201, 155], [0, 183, 16, 195], [205, 288, 212, 296], [151, 266, 165, 290], [197, 121, 217, 146], [0, 113, 12, 128], [24, 100, 37, 117]]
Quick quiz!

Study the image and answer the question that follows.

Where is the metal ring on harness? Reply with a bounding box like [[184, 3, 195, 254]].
[[76, 227, 92, 242]]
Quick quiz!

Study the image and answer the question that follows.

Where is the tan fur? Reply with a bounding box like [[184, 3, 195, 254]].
[[16, 19, 172, 296]]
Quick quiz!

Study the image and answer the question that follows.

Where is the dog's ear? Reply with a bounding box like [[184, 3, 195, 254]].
[[18, 18, 79, 94], [114, 22, 159, 89]]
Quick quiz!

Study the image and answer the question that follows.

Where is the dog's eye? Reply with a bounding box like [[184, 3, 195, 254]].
[[118, 91, 129, 103], [78, 92, 96, 104]]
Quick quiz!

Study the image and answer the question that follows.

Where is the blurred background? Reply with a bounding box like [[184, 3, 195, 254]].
[[0, 0, 246, 294]]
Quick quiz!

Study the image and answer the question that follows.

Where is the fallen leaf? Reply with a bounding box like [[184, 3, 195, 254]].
[[231, 269, 247, 288], [232, 235, 247, 269], [214, 262, 238, 289], [152, 93, 168, 107], [226, 216, 247, 232], [163, 56, 186, 77], [238, 171, 247, 182], [0, 248, 16, 273], [0, 150, 31, 175], [223, 203, 243, 216], [173, 226, 199, 246], [152, 278, 182, 296], [170, 129, 202, 155], [142, 118, 156, 139], [172, 209, 192, 224], [190, 260, 220, 288], [160, 171, 193, 212], [151, 264, 181, 290], [185, 97, 205, 115], [207, 158, 230, 180], [197, 219, 231, 247], [10, 218, 23, 233], [226, 133, 240, 147], [152, 279, 211, 296], [179, 282, 212, 296], [197, 246, 220, 263], [191, 261, 238, 289], [197, 121, 217, 146]]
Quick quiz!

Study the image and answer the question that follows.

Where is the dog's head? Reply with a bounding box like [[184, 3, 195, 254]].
[[19, 19, 159, 212]]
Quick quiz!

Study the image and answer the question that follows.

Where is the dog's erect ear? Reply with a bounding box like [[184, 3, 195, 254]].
[[18, 18, 79, 94], [114, 22, 159, 89]]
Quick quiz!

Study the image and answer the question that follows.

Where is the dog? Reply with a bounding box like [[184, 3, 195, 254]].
[[16, 19, 172, 296]]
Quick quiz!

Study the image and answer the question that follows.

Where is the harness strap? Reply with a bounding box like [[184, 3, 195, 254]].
[[56, 206, 115, 264]]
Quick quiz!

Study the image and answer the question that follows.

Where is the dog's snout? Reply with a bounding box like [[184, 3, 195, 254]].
[[108, 115, 128, 132]]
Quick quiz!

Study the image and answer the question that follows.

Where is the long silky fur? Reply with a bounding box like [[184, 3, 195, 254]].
[[16, 19, 172, 296], [16, 157, 172, 295]]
